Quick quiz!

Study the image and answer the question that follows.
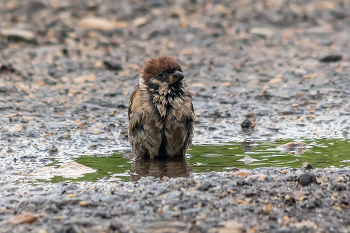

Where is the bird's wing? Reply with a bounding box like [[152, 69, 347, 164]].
[[128, 85, 139, 120]]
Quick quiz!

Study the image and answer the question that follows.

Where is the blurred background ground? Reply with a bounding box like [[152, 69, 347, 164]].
[[1, 0, 350, 161], [1, 0, 350, 174]]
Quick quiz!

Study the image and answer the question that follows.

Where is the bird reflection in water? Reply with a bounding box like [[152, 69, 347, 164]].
[[130, 156, 191, 181], [241, 140, 256, 153]]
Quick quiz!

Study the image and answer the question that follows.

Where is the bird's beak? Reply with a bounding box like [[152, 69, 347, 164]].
[[169, 70, 184, 84]]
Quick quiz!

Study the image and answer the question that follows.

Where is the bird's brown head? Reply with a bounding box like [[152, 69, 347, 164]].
[[140, 55, 184, 86]]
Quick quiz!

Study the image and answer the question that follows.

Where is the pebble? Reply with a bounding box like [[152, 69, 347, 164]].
[[0, 29, 35, 41], [103, 58, 123, 71], [319, 55, 342, 63], [299, 173, 317, 186], [78, 17, 116, 31]]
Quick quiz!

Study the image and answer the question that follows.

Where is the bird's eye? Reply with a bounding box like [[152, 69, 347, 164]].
[[158, 71, 163, 77]]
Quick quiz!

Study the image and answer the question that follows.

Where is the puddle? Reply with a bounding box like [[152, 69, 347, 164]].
[[30, 138, 350, 182]]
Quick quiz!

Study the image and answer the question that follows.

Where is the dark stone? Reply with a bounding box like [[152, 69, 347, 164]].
[[64, 225, 82, 233], [49, 145, 58, 154], [93, 210, 111, 219], [299, 173, 317, 186], [330, 9, 347, 19], [331, 184, 347, 191], [48, 68, 66, 78], [104, 58, 123, 71], [241, 119, 255, 129], [319, 55, 342, 63], [110, 221, 123, 232], [61, 184, 78, 193], [43, 77, 58, 85], [0, 64, 16, 73], [45, 204, 59, 213], [197, 182, 213, 191], [20, 155, 37, 160], [0, 86, 9, 93]]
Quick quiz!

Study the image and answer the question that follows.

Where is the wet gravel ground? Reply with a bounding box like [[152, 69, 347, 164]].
[[1, 0, 350, 232], [2, 168, 350, 232]]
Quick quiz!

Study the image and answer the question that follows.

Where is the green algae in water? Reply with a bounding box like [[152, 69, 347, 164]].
[[188, 138, 350, 172], [43, 138, 350, 182], [40, 153, 132, 183]]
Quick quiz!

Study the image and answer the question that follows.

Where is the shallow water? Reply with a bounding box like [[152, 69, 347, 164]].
[[42, 138, 350, 182]]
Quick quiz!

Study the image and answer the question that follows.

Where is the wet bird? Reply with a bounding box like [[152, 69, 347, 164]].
[[128, 55, 195, 158]]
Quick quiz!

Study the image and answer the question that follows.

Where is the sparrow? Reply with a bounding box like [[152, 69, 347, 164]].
[[128, 55, 195, 158]]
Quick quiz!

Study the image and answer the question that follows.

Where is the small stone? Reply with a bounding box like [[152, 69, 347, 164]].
[[49, 146, 58, 154], [299, 173, 317, 186], [79, 201, 89, 206], [93, 210, 111, 219], [263, 203, 273, 214], [62, 133, 71, 139], [197, 182, 213, 191], [294, 69, 307, 77], [75, 122, 87, 129], [103, 58, 123, 71], [245, 174, 266, 182], [0, 63, 16, 73], [250, 27, 274, 37], [303, 74, 317, 79], [240, 119, 256, 129], [89, 144, 98, 149], [230, 170, 249, 177], [330, 9, 347, 20], [109, 221, 122, 231], [78, 17, 115, 31], [0, 29, 35, 41], [133, 17, 149, 27], [74, 74, 96, 83], [319, 55, 342, 63], [43, 77, 58, 85]]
